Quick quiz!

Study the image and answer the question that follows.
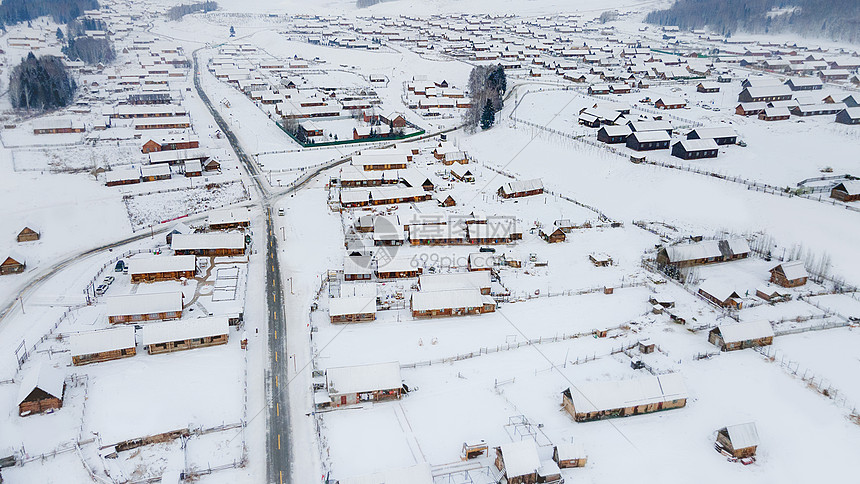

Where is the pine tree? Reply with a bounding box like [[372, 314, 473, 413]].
[[229, 26, 235, 37], [480, 99, 495, 130], [56, 27, 63, 41]]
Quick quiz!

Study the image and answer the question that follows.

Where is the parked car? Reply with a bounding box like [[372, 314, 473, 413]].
[[479, 247, 496, 253], [95, 284, 108, 295], [115, 261, 126, 272], [103, 276, 115, 285]]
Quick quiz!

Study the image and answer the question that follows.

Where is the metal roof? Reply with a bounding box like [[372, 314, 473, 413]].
[[70, 326, 136, 357], [141, 316, 229, 345], [128, 255, 196, 276], [326, 361, 402, 395], [567, 373, 688, 414], [105, 291, 183, 317]]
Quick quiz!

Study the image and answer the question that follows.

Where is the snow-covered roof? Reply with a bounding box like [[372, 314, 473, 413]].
[[105, 291, 183, 317], [17, 363, 64, 404], [600, 125, 632, 137], [128, 255, 196, 276], [676, 139, 718, 151], [500, 440, 541, 478], [326, 361, 402, 395], [141, 164, 170, 177], [419, 272, 491, 292], [715, 320, 774, 343], [149, 148, 209, 164], [376, 256, 417, 273], [689, 126, 736, 139], [329, 296, 376, 317], [628, 120, 672, 132], [834, 181, 860, 196], [773, 260, 808, 281], [698, 279, 740, 302], [344, 255, 374, 275], [106, 167, 141, 183], [631, 130, 671, 143], [500, 178, 543, 194], [208, 209, 251, 226], [537, 460, 561, 478], [70, 326, 136, 357], [566, 373, 688, 414], [724, 422, 760, 449], [411, 289, 487, 311], [141, 316, 229, 345], [171, 233, 245, 251], [554, 442, 587, 461]]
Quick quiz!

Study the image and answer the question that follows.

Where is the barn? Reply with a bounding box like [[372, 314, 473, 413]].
[[830, 181, 860, 202], [626, 130, 670, 151], [836, 107, 860, 125], [597, 125, 632, 144], [106, 291, 184, 324], [562, 373, 688, 422], [494, 440, 540, 484], [18, 364, 65, 417], [129, 255, 196, 283], [329, 296, 377, 323], [142, 316, 229, 354], [716, 423, 759, 459], [1, 255, 25, 275], [698, 281, 743, 309], [70, 326, 137, 365], [686, 126, 737, 145], [553, 443, 587, 468], [325, 361, 403, 407], [769, 260, 808, 287], [708, 320, 774, 351], [498, 179, 544, 198], [171, 233, 246, 256], [411, 289, 495, 318], [16, 227, 40, 242]]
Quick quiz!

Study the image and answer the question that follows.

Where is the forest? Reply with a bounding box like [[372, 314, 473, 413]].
[[0, 0, 98, 27], [62, 18, 115, 65], [465, 64, 507, 131], [9, 53, 77, 112], [646, 0, 860, 44], [167, 1, 219, 21]]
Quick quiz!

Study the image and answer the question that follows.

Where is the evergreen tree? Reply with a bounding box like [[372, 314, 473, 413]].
[[9, 53, 76, 111], [480, 99, 495, 130], [229, 25, 235, 37], [56, 27, 64, 41]]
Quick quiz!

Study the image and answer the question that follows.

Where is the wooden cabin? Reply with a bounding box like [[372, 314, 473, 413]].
[[758, 107, 790, 121], [708, 320, 774, 351], [17, 365, 64, 417], [562, 373, 688, 422], [498, 179, 544, 198], [171, 233, 246, 256], [344, 256, 374, 281], [325, 361, 402, 407], [769, 260, 808, 287], [1, 256, 25, 275], [208, 209, 251, 230], [329, 296, 377, 323], [411, 289, 495, 318], [495, 440, 540, 484], [16, 227, 40, 242], [738, 86, 792, 103], [70, 326, 137, 365], [129, 255, 196, 283], [553, 443, 587, 468], [420, 272, 492, 295], [698, 281, 743, 309], [656, 238, 750, 268], [142, 317, 229, 354], [756, 286, 791, 302], [106, 292, 183, 324], [654, 97, 686, 109], [735, 102, 766, 116], [540, 226, 566, 243], [716, 423, 759, 459], [589, 253, 612, 266], [830, 181, 860, 202]]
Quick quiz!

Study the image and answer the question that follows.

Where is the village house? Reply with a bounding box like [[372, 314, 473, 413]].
[[737, 86, 793, 103], [758, 106, 791, 121], [686, 126, 737, 145], [836, 107, 860, 125], [141, 164, 171, 182], [105, 168, 142, 187], [716, 423, 760, 459], [450, 165, 475, 182], [420, 271, 492, 294], [494, 440, 541, 484], [171, 233, 246, 256], [411, 289, 496, 318], [830, 181, 860, 202], [148, 148, 209, 165], [184, 160, 202, 177], [589, 253, 612, 267], [208, 209, 251, 230], [708, 320, 774, 351], [133, 116, 192, 130], [784, 77, 823, 91], [540, 225, 566, 243], [735, 102, 767, 116], [553, 443, 587, 468], [789, 103, 846, 117], [756, 285, 791, 302], [142, 316, 230, 354], [32, 117, 86, 135], [698, 280, 744, 309], [106, 291, 184, 324], [696, 82, 720, 93], [498, 179, 544, 198], [17, 364, 65, 417], [70, 326, 137, 365], [129, 255, 196, 283], [16, 227, 40, 243], [657, 238, 750, 267], [329, 296, 377, 323], [654, 96, 686, 109], [626, 130, 671, 151], [324, 361, 403, 407], [769, 260, 808, 287], [1, 255, 25, 275], [597, 125, 632, 144], [376, 256, 420, 279], [562, 373, 688, 422], [672, 139, 719, 160]]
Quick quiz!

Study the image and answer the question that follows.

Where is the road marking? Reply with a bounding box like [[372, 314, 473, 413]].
[[278, 434, 281, 450], [275, 330, 277, 339], [280, 471, 283, 484], [275, 351, 278, 362], [277, 403, 280, 416], [276, 375, 279, 387]]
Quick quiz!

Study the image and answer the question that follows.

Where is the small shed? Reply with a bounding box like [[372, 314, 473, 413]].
[[698, 281, 743, 309], [553, 442, 587, 468], [539, 226, 565, 244], [495, 440, 541, 484], [16, 227, 40, 243], [716, 422, 759, 459], [769, 260, 808, 287], [589, 253, 612, 266], [708, 320, 774, 351], [1, 255, 25, 275], [830, 181, 860, 202], [18, 364, 65, 417]]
